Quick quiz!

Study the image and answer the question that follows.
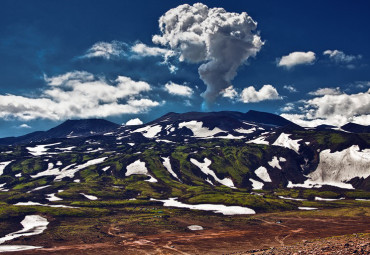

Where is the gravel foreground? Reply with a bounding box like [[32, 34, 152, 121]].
[[241, 233, 370, 255]]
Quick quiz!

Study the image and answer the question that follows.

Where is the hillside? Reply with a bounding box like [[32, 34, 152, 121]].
[[0, 110, 369, 253]]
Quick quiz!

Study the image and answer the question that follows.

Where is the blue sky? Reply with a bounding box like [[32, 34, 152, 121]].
[[0, 0, 370, 137]]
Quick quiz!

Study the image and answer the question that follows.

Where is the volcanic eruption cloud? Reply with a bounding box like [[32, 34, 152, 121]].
[[153, 3, 263, 109]]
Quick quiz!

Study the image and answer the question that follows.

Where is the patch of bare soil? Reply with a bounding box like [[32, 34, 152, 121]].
[[5, 214, 368, 255], [243, 233, 370, 255]]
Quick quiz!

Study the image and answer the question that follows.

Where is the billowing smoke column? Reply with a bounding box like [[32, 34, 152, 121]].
[[153, 3, 263, 109]]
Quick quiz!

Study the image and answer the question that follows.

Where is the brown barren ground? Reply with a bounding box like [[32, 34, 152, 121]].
[[5, 212, 369, 255]]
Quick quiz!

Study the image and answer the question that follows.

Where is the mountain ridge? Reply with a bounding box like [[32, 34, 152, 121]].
[[1, 110, 369, 146]]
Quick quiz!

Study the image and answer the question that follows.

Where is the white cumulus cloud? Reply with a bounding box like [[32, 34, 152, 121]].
[[0, 71, 159, 121], [131, 42, 173, 58], [79, 41, 127, 59], [323, 50, 362, 64], [280, 103, 295, 112], [131, 42, 178, 73], [153, 3, 263, 107], [308, 87, 342, 96], [18, 124, 31, 129], [277, 51, 316, 69], [240, 85, 281, 103], [283, 85, 297, 93], [125, 118, 143, 126], [164, 82, 194, 97], [281, 89, 370, 127], [222, 86, 238, 99], [79, 41, 178, 73]]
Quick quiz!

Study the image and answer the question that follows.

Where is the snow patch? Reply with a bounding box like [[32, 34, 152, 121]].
[[151, 197, 255, 215], [31, 158, 107, 181], [190, 158, 235, 188], [27, 185, 51, 193], [126, 160, 157, 182], [268, 156, 282, 169], [80, 193, 98, 200], [272, 133, 302, 154], [0, 215, 48, 245], [234, 127, 256, 134], [26, 142, 61, 156], [102, 166, 110, 172], [156, 139, 174, 143], [46, 193, 62, 202], [246, 136, 269, 145], [279, 157, 286, 162], [133, 125, 162, 138], [254, 167, 272, 182], [87, 148, 104, 153], [298, 207, 318, 210], [55, 146, 76, 152], [249, 178, 264, 190], [278, 196, 306, 201], [188, 225, 203, 231], [314, 197, 345, 201], [206, 134, 243, 139], [161, 157, 180, 181], [14, 201, 77, 208], [0, 245, 43, 252], [178, 121, 225, 138], [0, 183, 8, 192], [0, 161, 12, 176], [308, 145, 370, 189]]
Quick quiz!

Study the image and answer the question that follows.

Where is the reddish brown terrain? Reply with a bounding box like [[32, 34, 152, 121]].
[[5, 212, 369, 255]]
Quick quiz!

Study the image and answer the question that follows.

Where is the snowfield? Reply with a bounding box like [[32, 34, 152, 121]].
[[268, 156, 282, 169], [14, 201, 78, 208], [272, 133, 302, 154], [102, 166, 110, 172], [55, 146, 76, 152], [298, 207, 318, 210], [289, 145, 370, 189], [0, 215, 48, 248], [278, 196, 306, 201], [0, 245, 43, 252], [125, 160, 157, 182], [308, 145, 370, 187], [315, 197, 345, 201], [246, 136, 269, 145], [0, 161, 12, 176], [178, 121, 225, 138], [287, 180, 354, 189], [234, 127, 256, 134], [249, 178, 264, 190], [151, 197, 255, 215], [188, 225, 203, 231], [254, 166, 272, 182], [0, 183, 8, 192], [80, 193, 98, 200], [46, 193, 62, 202], [26, 142, 61, 156], [31, 157, 107, 181], [133, 125, 162, 138], [190, 158, 235, 188], [161, 157, 181, 181], [27, 185, 51, 193]]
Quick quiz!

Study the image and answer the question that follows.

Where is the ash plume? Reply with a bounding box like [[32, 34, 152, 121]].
[[153, 3, 263, 108]]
